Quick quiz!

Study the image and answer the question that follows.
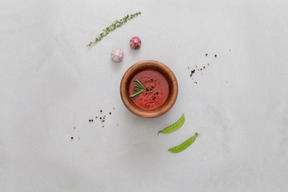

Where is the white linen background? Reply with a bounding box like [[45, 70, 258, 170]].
[[1, 0, 288, 191]]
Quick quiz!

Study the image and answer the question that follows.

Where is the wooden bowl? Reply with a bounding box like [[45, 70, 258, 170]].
[[120, 60, 178, 118]]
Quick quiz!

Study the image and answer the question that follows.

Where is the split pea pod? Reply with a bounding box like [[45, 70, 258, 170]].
[[157, 114, 185, 135], [168, 132, 198, 153]]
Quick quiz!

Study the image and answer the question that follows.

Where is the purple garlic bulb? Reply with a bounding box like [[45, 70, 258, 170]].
[[111, 49, 123, 63], [129, 37, 141, 49]]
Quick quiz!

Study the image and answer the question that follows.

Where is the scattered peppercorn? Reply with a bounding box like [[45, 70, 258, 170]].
[[205, 53, 208, 56], [71, 137, 73, 140], [100, 110, 102, 113], [203, 66, 205, 69], [89, 119, 93, 122], [145, 93, 147, 95], [151, 86, 154, 88], [109, 112, 111, 115], [146, 88, 149, 91], [100, 117, 102, 120], [215, 54, 217, 57], [190, 69, 195, 77], [151, 79, 154, 81]]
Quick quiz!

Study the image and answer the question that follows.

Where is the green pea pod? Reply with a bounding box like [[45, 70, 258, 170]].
[[168, 132, 198, 153], [157, 114, 185, 135]]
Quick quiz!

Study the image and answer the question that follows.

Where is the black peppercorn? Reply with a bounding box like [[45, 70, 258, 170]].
[[190, 69, 195, 77]]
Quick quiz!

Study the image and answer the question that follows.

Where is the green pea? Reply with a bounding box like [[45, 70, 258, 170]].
[[157, 114, 185, 135], [168, 132, 198, 153]]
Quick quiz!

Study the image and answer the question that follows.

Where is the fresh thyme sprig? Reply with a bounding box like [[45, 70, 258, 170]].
[[87, 12, 141, 47], [130, 79, 146, 98]]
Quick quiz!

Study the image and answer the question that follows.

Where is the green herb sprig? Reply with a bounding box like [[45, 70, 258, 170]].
[[87, 12, 141, 47], [130, 79, 146, 98]]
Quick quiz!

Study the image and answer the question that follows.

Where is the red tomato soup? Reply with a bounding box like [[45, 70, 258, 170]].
[[129, 69, 169, 110]]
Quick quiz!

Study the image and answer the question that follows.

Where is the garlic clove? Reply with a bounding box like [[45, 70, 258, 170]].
[[111, 49, 123, 63]]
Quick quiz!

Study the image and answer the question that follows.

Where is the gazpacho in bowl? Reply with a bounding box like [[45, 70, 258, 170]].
[[120, 60, 178, 118]]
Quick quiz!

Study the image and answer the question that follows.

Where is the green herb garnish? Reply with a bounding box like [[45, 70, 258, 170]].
[[158, 114, 185, 135], [130, 79, 146, 98], [168, 132, 199, 153], [87, 12, 141, 47]]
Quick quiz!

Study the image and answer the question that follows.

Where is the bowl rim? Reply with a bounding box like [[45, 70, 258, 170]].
[[120, 60, 178, 118]]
